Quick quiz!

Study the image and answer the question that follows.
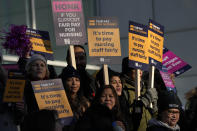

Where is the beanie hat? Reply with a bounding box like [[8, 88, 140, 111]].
[[158, 90, 182, 113], [25, 54, 47, 71], [59, 65, 80, 80]]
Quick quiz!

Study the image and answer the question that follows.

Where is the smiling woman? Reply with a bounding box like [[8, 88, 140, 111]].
[[59, 65, 90, 126], [75, 85, 125, 131]]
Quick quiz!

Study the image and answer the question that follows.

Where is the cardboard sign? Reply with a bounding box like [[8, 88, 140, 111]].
[[128, 21, 149, 70], [87, 17, 121, 64], [147, 19, 164, 69], [26, 28, 54, 60], [160, 66, 176, 92], [31, 79, 73, 119], [3, 79, 25, 102], [162, 47, 192, 77], [51, 0, 87, 45]]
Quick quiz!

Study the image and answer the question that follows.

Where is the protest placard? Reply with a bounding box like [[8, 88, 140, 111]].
[[87, 17, 121, 64], [3, 79, 25, 102], [160, 66, 176, 92], [51, 0, 86, 45], [31, 79, 73, 119], [128, 21, 149, 71], [3, 71, 25, 102], [26, 28, 54, 60], [162, 47, 192, 77], [147, 19, 164, 69]]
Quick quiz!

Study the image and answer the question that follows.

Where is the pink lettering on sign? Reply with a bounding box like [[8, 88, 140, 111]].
[[53, 1, 82, 12]]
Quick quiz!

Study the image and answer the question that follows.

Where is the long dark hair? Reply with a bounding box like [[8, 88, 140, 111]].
[[93, 85, 123, 120]]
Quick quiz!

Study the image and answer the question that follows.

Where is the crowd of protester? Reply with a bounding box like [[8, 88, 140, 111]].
[[0, 45, 197, 131]]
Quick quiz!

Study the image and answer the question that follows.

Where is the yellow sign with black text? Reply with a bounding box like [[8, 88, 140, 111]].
[[35, 90, 73, 118], [147, 30, 164, 63], [32, 79, 73, 119], [129, 33, 148, 64], [3, 79, 25, 102], [88, 28, 121, 56], [30, 38, 53, 54]]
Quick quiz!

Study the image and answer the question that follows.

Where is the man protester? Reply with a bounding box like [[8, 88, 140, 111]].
[[66, 45, 96, 102], [121, 57, 158, 131], [147, 90, 181, 131]]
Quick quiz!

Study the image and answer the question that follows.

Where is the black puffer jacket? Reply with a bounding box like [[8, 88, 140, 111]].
[[75, 104, 120, 131]]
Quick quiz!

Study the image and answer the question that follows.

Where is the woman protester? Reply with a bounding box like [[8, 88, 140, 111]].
[[59, 66, 90, 129], [24, 54, 50, 113], [75, 85, 125, 131], [109, 71, 131, 131]]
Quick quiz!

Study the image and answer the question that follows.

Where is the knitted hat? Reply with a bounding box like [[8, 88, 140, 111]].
[[158, 90, 182, 113], [25, 54, 47, 71], [59, 65, 80, 80]]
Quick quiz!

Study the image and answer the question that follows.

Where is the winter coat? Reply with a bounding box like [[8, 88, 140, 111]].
[[24, 80, 39, 113], [118, 94, 132, 131], [121, 74, 152, 131], [147, 118, 180, 131], [75, 104, 124, 131]]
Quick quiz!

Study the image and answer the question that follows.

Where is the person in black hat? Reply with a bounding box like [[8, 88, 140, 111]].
[[66, 45, 96, 102], [121, 57, 158, 131], [147, 90, 182, 131], [59, 66, 90, 126]]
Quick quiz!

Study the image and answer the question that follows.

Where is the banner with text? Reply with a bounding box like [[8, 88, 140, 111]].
[[147, 19, 164, 69], [162, 47, 192, 77], [87, 17, 121, 64], [51, 0, 86, 45], [128, 21, 149, 70], [26, 28, 54, 60], [31, 79, 73, 119]]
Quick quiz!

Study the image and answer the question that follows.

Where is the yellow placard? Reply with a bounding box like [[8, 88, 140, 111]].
[[147, 30, 164, 62], [129, 33, 149, 64], [35, 90, 73, 118], [3, 79, 25, 102], [30, 38, 53, 54], [88, 28, 121, 56]]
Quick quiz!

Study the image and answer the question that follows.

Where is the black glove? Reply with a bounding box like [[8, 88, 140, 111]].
[[132, 100, 143, 131]]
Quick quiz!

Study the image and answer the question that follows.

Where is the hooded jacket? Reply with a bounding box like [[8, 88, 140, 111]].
[[147, 118, 180, 131], [121, 74, 152, 131]]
